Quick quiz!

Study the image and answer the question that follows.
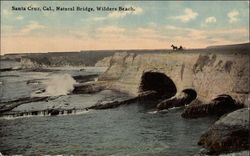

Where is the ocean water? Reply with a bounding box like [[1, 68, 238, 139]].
[[0, 61, 215, 156]]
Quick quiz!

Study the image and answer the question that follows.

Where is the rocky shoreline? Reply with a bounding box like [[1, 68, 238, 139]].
[[80, 70, 249, 155], [1, 43, 249, 155], [198, 108, 249, 155], [0, 72, 248, 154], [93, 44, 250, 155]]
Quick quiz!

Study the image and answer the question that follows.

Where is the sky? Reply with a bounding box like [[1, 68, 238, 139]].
[[1, 1, 249, 54]]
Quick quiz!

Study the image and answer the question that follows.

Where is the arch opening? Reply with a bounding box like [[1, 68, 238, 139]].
[[139, 71, 177, 99], [182, 89, 197, 104]]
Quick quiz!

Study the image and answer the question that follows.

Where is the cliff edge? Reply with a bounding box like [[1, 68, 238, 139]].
[[99, 43, 249, 105]]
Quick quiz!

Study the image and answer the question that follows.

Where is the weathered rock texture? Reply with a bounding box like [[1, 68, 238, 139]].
[[181, 94, 244, 118], [99, 44, 249, 105], [88, 90, 163, 110], [139, 71, 177, 99], [95, 56, 112, 67], [157, 89, 197, 110], [20, 51, 116, 68], [198, 108, 249, 154], [19, 50, 168, 68]]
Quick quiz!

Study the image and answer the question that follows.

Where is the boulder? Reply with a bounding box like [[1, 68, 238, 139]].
[[181, 94, 244, 118], [198, 108, 249, 155], [157, 89, 197, 110]]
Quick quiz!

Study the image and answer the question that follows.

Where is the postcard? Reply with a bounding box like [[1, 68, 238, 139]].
[[0, 1, 249, 155]]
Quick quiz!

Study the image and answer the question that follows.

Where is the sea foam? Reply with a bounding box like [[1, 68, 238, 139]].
[[32, 74, 77, 97]]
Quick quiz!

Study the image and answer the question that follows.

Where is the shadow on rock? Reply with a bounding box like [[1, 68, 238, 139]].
[[181, 94, 244, 118], [88, 91, 160, 110], [139, 71, 177, 99], [88, 71, 178, 110], [157, 89, 197, 110]]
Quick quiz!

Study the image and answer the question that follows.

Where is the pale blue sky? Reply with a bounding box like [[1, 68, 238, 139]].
[[1, 1, 249, 54]]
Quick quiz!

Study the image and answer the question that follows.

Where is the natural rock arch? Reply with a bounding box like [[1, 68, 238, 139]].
[[156, 88, 197, 111], [139, 71, 177, 99], [182, 89, 197, 104]]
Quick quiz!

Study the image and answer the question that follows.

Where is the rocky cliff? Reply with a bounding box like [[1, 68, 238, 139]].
[[95, 56, 112, 67], [19, 49, 168, 69], [99, 43, 249, 105], [20, 51, 117, 68]]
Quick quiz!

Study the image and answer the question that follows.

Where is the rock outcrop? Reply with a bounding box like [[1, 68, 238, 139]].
[[198, 108, 249, 155], [181, 94, 244, 118], [157, 89, 197, 110], [88, 90, 162, 110], [88, 71, 181, 110]]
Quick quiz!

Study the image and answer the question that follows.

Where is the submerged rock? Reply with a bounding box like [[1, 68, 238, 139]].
[[157, 89, 197, 110], [198, 108, 249, 155], [181, 94, 244, 118]]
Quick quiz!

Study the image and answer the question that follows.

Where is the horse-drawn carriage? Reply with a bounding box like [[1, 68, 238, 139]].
[[171, 44, 184, 51]]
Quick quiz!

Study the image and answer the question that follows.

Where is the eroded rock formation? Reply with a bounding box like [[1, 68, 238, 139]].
[[139, 71, 177, 99], [99, 44, 249, 105], [198, 108, 249, 154], [88, 91, 162, 110], [181, 94, 244, 118], [157, 89, 197, 110], [88, 71, 178, 110]]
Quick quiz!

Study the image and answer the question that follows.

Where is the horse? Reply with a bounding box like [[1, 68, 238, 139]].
[[171, 44, 178, 50]]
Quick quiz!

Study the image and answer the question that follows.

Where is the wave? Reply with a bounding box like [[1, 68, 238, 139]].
[[31, 74, 77, 97]]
